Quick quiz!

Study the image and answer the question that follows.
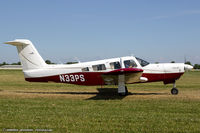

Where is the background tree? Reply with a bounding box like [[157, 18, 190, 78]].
[[0, 62, 8, 66], [17, 62, 21, 65], [185, 61, 192, 65], [194, 64, 200, 69], [11, 62, 21, 65], [45, 60, 53, 64], [66, 62, 78, 64], [2, 62, 7, 65]]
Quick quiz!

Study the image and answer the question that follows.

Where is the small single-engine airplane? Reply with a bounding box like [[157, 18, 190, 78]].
[[4, 39, 193, 95]]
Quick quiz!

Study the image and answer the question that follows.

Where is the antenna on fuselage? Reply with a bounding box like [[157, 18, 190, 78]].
[[184, 55, 187, 64]]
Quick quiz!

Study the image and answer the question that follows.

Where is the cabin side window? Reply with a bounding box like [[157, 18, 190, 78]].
[[110, 62, 121, 70], [92, 64, 106, 71], [82, 67, 89, 72], [124, 60, 137, 68]]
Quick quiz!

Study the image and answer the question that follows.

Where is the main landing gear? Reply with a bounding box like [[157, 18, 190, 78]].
[[118, 86, 128, 96], [171, 82, 179, 95], [118, 75, 128, 96]]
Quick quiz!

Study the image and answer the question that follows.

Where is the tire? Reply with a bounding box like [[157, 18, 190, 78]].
[[171, 88, 178, 95], [118, 92, 126, 96]]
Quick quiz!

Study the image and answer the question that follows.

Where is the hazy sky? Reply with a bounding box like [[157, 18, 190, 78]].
[[0, 0, 200, 64]]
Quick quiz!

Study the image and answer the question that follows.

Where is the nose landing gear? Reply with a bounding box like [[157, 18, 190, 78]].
[[171, 82, 179, 95]]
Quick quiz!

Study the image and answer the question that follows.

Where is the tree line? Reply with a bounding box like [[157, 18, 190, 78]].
[[0, 60, 78, 66], [1, 60, 200, 69], [44, 60, 78, 64], [0, 61, 21, 66]]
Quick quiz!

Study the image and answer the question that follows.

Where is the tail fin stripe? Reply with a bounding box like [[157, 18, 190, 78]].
[[21, 53, 39, 66]]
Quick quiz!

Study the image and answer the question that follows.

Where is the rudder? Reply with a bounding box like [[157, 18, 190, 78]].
[[4, 39, 47, 71]]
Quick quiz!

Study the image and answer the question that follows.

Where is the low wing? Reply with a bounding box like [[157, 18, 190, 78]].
[[102, 68, 145, 85]]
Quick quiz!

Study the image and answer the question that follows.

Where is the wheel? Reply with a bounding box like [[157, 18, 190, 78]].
[[171, 88, 178, 95], [118, 92, 126, 96]]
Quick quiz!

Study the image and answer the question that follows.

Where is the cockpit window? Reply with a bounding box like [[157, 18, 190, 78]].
[[110, 62, 121, 70], [136, 57, 149, 67], [124, 60, 137, 68]]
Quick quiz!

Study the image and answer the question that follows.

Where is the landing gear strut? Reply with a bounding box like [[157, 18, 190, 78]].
[[118, 75, 128, 96], [171, 82, 179, 95], [118, 86, 128, 96]]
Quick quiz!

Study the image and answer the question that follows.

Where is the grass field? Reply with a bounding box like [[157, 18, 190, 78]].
[[0, 70, 200, 133]]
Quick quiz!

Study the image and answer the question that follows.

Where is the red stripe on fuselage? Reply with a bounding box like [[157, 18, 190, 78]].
[[25, 72, 105, 85], [142, 72, 184, 84], [25, 72, 184, 85]]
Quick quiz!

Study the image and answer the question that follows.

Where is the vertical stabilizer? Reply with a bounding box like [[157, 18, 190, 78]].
[[4, 39, 47, 70]]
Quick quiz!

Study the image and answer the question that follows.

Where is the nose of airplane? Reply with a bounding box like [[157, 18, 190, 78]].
[[184, 64, 193, 70]]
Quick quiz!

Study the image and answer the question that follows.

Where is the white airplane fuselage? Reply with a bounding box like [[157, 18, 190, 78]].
[[4, 39, 193, 95], [24, 56, 187, 85]]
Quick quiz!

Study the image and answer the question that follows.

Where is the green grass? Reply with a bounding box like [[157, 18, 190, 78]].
[[0, 70, 200, 133]]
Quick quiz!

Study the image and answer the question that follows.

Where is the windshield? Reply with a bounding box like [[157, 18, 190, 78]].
[[136, 57, 150, 67]]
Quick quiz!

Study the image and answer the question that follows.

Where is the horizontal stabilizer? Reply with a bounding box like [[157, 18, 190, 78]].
[[4, 39, 31, 46]]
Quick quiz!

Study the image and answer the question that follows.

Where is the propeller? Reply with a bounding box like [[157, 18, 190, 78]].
[[183, 55, 193, 71], [184, 64, 193, 71]]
